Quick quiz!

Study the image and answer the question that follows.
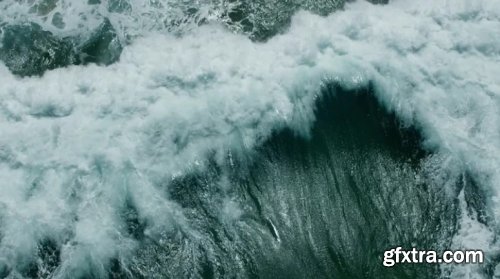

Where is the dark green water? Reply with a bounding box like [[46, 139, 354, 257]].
[[0, 20, 121, 77], [116, 86, 460, 279]]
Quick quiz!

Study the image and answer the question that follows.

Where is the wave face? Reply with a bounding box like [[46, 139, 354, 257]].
[[143, 88, 457, 279], [1, 0, 500, 278]]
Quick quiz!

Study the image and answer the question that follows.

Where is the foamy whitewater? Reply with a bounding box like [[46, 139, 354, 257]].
[[0, 0, 500, 278]]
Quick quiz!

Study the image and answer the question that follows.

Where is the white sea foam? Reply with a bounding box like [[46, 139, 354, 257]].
[[1, 0, 499, 277], [0, 0, 232, 42]]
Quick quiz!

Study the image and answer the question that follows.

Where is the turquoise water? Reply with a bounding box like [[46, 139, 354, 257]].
[[1, 0, 499, 278]]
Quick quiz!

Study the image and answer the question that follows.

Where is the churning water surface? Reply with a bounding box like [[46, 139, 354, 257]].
[[0, 0, 499, 278]]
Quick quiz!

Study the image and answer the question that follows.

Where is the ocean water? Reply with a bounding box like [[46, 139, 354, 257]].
[[0, 0, 499, 278]]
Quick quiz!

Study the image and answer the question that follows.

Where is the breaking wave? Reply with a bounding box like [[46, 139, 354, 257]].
[[0, 0, 499, 278]]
